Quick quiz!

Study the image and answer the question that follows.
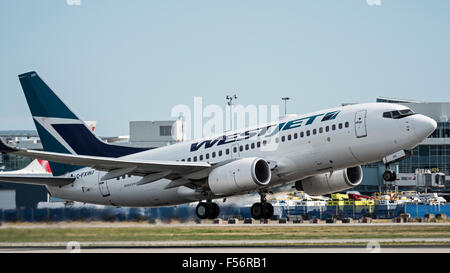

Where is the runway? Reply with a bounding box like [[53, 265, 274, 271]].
[[1, 238, 449, 253], [1, 222, 449, 253], [1, 245, 450, 253]]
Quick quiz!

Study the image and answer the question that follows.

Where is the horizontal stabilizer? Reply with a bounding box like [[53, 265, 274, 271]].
[[0, 174, 74, 186]]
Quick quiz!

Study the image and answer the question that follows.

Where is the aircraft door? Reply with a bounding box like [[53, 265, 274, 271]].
[[355, 110, 367, 138], [98, 181, 111, 197]]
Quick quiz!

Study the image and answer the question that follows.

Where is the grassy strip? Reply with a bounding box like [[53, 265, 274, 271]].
[[0, 225, 449, 243]]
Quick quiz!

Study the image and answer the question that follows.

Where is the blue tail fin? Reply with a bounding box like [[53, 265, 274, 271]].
[[18, 72, 148, 176]]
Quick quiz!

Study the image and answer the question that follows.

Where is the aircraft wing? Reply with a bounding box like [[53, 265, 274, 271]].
[[0, 138, 211, 180]]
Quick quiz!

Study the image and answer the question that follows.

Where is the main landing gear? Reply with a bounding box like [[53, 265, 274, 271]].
[[196, 201, 220, 220], [383, 163, 397, 182], [250, 191, 274, 220]]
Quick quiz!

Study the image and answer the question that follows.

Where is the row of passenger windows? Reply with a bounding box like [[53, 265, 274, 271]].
[[181, 121, 350, 162]]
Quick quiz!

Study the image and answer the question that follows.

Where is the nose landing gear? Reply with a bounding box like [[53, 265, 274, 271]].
[[250, 191, 274, 220], [383, 163, 397, 182]]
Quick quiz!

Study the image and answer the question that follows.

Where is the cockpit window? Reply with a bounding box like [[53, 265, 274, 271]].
[[382, 109, 415, 119]]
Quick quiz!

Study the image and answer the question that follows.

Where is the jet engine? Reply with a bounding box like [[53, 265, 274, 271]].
[[295, 166, 363, 196], [208, 157, 271, 195]]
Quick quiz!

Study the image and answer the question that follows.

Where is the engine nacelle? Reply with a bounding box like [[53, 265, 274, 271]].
[[208, 157, 271, 195], [295, 166, 363, 196]]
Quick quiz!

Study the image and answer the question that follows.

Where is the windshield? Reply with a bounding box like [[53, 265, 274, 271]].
[[382, 109, 415, 119]]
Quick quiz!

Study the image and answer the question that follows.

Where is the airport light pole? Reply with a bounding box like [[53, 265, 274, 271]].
[[282, 97, 291, 116], [226, 94, 237, 131]]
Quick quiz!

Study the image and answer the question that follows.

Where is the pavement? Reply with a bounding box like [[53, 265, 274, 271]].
[[0, 238, 449, 253]]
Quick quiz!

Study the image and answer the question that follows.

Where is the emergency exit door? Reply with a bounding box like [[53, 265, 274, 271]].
[[355, 110, 367, 138]]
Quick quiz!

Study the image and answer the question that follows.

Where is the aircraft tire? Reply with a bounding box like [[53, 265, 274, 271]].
[[383, 170, 396, 182], [390, 171, 397, 181], [196, 202, 210, 219], [251, 202, 264, 220], [209, 202, 220, 219], [262, 202, 274, 219]]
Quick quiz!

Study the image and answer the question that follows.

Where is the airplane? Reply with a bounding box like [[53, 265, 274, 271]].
[[0, 159, 51, 175], [0, 71, 437, 220]]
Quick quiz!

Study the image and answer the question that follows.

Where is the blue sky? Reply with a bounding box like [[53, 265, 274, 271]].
[[1, 0, 449, 136]]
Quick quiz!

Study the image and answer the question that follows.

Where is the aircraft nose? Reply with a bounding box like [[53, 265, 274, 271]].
[[412, 114, 437, 141]]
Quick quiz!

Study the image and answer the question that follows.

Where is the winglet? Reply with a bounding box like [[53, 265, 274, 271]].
[[0, 138, 19, 153]]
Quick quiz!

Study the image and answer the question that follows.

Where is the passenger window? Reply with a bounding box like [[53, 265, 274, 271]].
[[281, 136, 285, 142], [181, 159, 185, 162], [193, 156, 197, 162], [257, 142, 261, 148], [313, 129, 317, 135], [218, 150, 222, 156], [251, 143, 255, 149], [240, 146, 243, 152], [199, 155, 203, 160], [332, 125, 336, 130], [187, 158, 191, 162], [245, 144, 249, 150], [212, 152, 216, 158], [339, 123, 343, 129], [233, 147, 237, 153], [300, 132, 304, 138], [326, 126, 329, 132], [294, 133, 298, 139], [226, 149, 230, 155], [319, 127, 323, 134], [263, 140, 267, 146], [206, 154, 210, 159], [288, 135, 292, 141], [306, 130, 310, 136], [345, 122, 349, 128]]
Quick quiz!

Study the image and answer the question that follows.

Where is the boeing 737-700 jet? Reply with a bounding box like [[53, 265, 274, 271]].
[[0, 72, 437, 220]]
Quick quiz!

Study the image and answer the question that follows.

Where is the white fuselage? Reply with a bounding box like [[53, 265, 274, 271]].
[[46, 102, 436, 207]]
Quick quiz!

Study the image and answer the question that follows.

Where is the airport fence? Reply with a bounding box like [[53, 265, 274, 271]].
[[281, 204, 450, 220], [0, 204, 448, 222]]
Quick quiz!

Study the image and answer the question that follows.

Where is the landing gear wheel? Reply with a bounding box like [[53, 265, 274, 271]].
[[262, 202, 274, 219], [383, 170, 397, 182], [251, 202, 274, 220], [196, 202, 220, 219], [210, 202, 220, 219], [196, 202, 209, 219], [251, 202, 264, 220]]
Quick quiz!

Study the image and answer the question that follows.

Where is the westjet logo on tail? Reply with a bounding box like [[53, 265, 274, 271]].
[[190, 111, 340, 152]]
